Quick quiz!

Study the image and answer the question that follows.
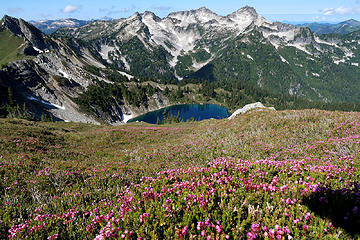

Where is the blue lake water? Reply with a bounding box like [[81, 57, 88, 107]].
[[128, 104, 229, 124]]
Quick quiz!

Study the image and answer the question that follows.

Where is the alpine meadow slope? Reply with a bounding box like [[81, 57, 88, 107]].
[[1, 109, 360, 239]]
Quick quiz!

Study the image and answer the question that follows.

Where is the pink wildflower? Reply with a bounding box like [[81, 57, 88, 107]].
[[47, 234, 58, 240]]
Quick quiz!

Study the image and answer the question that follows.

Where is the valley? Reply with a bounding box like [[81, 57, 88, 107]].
[[1, 7, 360, 124]]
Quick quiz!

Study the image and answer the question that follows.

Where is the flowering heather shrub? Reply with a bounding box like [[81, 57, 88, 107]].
[[0, 110, 360, 239]]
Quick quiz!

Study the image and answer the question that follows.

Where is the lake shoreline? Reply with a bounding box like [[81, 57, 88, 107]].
[[127, 104, 230, 124]]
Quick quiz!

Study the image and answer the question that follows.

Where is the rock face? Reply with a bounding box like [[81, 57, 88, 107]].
[[0, 15, 170, 124], [228, 102, 275, 120], [2, 15, 50, 51], [54, 6, 360, 103]]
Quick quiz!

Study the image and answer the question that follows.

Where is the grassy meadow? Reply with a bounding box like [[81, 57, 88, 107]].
[[0, 109, 360, 239], [0, 30, 28, 68]]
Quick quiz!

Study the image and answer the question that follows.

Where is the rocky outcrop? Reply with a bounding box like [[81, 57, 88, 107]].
[[2, 15, 51, 51], [0, 60, 100, 124], [228, 102, 275, 120]]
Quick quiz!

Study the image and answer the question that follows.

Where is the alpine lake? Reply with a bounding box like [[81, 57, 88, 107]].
[[128, 104, 229, 124]]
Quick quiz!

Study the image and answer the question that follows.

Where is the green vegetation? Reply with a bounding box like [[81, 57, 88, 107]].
[[157, 29, 360, 103], [0, 87, 34, 120], [115, 37, 175, 81], [53, 76, 80, 88], [0, 29, 27, 68], [40, 113, 54, 122], [74, 80, 161, 119], [191, 49, 211, 63], [300, 20, 360, 35], [51, 13, 360, 105], [1, 109, 360, 239], [175, 55, 193, 77], [71, 72, 360, 123], [157, 110, 183, 124]]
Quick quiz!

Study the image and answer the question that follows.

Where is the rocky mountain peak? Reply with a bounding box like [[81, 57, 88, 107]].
[[169, 7, 213, 16], [1, 15, 48, 50], [188, 6, 218, 18], [166, 6, 220, 25], [228, 6, 259, 18], [129, 12, 143, 22], [342, 19, 360, 26], [142, 11, 161, 22], [197, 6, 215, 14]]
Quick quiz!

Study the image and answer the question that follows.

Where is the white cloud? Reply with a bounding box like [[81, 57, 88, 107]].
[[321, 6, 360, 15], [62, 5, 80, 14]]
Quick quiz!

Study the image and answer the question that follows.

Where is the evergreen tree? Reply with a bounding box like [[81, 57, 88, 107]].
[[7, 87, 15, 106], [176, 111, 181, 123], [162, 110, 167, 124]]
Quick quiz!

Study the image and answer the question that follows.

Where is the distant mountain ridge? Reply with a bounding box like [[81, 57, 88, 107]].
[[54, 6, 360, 102], [29, 19, 93, 34], [31, 15, 360, 35], [298, 19, 360, 35]]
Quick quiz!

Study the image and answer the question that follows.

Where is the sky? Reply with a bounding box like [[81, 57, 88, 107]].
[[1, 0, 360, 23]]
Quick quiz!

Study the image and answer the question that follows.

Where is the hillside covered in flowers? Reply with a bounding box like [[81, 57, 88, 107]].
[[1, 109, 360, 239]]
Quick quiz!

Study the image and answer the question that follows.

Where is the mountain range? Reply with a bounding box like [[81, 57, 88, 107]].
[[1, 6, 360, 124], [29, 19, 93, 34], [29, 17, 116, 35], [31, 16, 360, 36], [298, 19, 360, 35]]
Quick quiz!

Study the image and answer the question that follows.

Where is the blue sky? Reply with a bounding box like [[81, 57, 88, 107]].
[[2, 0, 360, 23]]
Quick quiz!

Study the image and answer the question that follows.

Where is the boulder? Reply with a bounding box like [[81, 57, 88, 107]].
[[228, 102, 275, 120]]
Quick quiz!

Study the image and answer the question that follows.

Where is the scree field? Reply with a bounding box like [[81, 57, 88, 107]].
[[1, 109, 360, 239]]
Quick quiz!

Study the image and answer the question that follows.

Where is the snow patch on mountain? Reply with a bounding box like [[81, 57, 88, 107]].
[[118, 71, 134, 79], [59, 69, 69, 79], [122, 114, 133, 123], [247, 54, 254, 60], [334, 58, 346, 65], [280, 55, 289, 64], [120, 56, 130, 71], [192, 57, 213, 70], [27, 96, 66, 110], [345, 50, 354, 58], [33, 47, 44, 54]]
